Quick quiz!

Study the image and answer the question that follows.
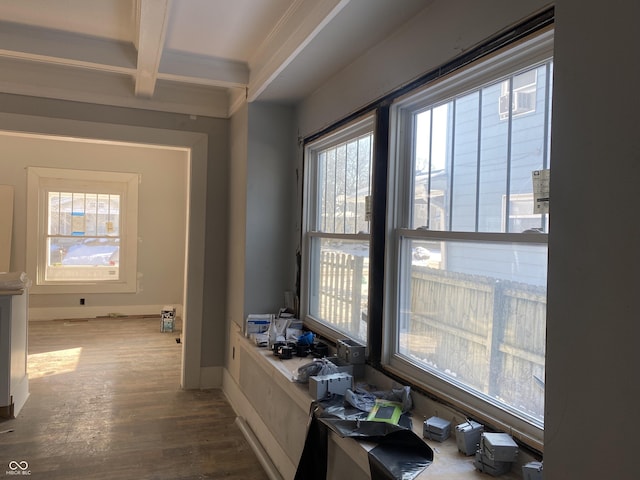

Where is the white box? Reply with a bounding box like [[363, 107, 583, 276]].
[[245, 314, 271, 337]]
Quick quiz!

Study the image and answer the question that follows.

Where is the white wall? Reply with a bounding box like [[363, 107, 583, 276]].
[[544, 1, 639, 478], [0, 132, 187, 318], [227, 103, 249, 329], [297, 0, 552, 138]]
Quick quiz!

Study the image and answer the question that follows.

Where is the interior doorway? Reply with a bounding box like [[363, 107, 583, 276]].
[[0, 113, 209, 389]]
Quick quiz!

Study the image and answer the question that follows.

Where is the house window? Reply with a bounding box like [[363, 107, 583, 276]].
[[302, 115, 374, 343], [26, 167, 139, 294], [386, 32, 552, 445]]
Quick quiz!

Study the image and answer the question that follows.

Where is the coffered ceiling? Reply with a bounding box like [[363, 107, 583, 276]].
[[0, 0, 430, 117]]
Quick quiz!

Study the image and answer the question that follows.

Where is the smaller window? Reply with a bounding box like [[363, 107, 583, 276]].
[[27, 167, 139, 294], [302, 116, 374, 343]]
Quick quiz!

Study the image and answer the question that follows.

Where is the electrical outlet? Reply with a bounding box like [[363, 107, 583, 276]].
[[80, 298, 85, 305]]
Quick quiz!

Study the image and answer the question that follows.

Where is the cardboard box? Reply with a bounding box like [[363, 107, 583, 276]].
[[245, 314, 271, 337]]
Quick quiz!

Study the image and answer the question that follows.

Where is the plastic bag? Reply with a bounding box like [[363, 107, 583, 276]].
[[293, 358, 339, 383]]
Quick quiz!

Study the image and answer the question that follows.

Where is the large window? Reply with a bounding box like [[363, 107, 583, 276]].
[[27, 167, 139, 294], [302, 116, 374, 343], [387, 31, 552, 446], [300, 24, 553, 450]]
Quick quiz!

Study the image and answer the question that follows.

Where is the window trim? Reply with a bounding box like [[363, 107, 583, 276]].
[[26, 166, 139, 294], [383, 30, 553, 451], [299, 10, 554, 453], [301, 114, 375, 344]]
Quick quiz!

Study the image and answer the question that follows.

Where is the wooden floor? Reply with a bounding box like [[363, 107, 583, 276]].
[[0, 317, 270, 480]]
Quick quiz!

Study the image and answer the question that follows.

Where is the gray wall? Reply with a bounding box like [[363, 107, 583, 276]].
[[0, 93, 229, 370], [544, 1, 639, 478], [227, 102, 297, 331], [245, 102, 297, 316]]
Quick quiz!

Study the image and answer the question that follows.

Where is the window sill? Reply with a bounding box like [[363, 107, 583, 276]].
[[235, 333, 531, 479]]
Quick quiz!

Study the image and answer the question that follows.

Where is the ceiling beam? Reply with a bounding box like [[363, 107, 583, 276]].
[[0, 56, 229, 118], [158, 51, 249, 89], [134, 0, 171, 98], [247, 0, 351, 102], [0, 20, 136, 74]]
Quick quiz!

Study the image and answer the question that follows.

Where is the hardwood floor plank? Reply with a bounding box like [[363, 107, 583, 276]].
[[0, 317, 270, 480]]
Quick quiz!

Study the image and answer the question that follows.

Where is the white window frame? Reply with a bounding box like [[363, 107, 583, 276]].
[[301, 115, 375, 343], [26, 167, 139, 294], [384, 29, 553, 450]]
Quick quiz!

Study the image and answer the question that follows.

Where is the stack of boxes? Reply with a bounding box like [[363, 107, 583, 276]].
[[474, 432, 519, 476]]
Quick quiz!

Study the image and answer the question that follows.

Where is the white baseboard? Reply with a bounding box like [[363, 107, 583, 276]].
[[10, 375, 30, 418], [222, 369, 295, 480], [29, 304, 183, 321]]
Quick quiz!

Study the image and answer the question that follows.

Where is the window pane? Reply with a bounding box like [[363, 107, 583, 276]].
[[397, 237, 546, 425], [413, 104, 453, 230], [478, 82, 509, 232], [46, 237, 120, 282], [413, 109, 431, 229], [317, 133, 373, 234], [451, 92, 480, 231], [509, 65, 549, 233], [46, 191, 121, 282], [308, 237, 369, 342]]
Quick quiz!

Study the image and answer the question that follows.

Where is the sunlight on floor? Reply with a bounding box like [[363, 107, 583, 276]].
[[28, 347, 83, 379]]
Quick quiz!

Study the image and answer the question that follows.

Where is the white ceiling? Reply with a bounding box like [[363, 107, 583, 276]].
[[0, 0, 431, 117]]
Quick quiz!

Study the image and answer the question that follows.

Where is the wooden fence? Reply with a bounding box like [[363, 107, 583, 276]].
[[317, 253, 546, 421], [406, 267, 546, 421], [318, 251, 365, 335]]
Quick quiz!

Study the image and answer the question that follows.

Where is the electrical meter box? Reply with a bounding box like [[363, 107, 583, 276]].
[[522, 461, 543, 480], [455, 420, 484, 455], [474, 449, 513, 476], [423, 416, 451, 442], [309, 373, 353, 400], [480, 432, 519, 462], [336, 338, 365, 364]]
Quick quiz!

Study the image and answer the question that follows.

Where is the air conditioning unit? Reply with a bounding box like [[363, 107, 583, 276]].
[[499, 91, 534, 119]]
